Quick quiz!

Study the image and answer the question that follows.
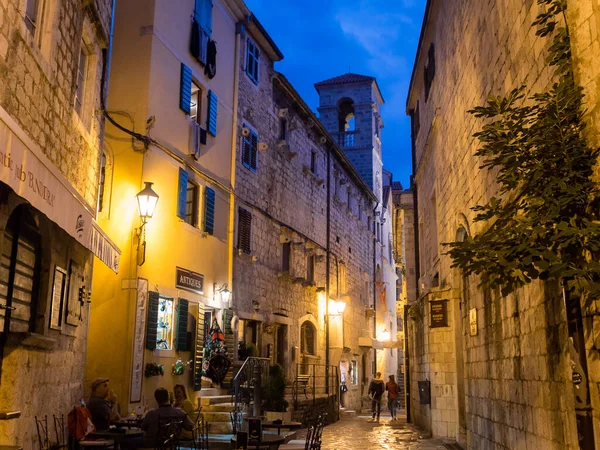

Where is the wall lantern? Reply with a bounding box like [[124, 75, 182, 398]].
[[379, 328, 391, 342], [335, 300, 346, 314], [136, 182, 159, 224], [135, 182, 159, 266], [214, 283, 232, 307]]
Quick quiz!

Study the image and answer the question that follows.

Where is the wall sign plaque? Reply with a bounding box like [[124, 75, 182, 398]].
[[469, 308, 478, 336], [176, 267, 204, 295], [429, 300, 448, 328]]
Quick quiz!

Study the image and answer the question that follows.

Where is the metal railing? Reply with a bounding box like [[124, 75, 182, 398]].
[[232, 357, 270, 416], [292, 363, 339, 409]]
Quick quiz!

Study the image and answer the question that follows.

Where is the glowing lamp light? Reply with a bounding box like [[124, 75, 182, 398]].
[[136, 182, 159, 223], [336, 300, 346, 314], [379, 328, 391, 341]]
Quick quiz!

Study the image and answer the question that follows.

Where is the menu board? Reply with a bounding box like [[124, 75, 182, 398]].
[[130, 278, 148, 403], [429, 300, 448, 328], [49, 266, 67, 330]]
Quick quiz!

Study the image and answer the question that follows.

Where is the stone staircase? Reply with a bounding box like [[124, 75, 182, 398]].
[[195, 388, 236, 434]]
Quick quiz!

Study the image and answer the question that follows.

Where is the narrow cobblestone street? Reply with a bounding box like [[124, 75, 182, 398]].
[[296, 413, 450, 450]]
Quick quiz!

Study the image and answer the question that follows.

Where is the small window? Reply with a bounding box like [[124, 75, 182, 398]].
[[350, 360, 358, 385], [246, 39, 260, 84], [74, 44, 88, 117], [358, 204, 362, 221], [279, 118, 287, 141], [238, 208, 252, 254], [24, 0, 43, 36], [190, 82, 202, 125], [424, 43, 435, 101], [185, 181, 199, 227], [307, 255, 315, 283], [310, 151, 317, 174], [411, 101, 420, 138], [242, 126, 258, 171], [282, 242, 291, 273], [156, 297, 174, 350], [97, 152, 106, 213], [300, 321, 316, 355], [347, 190, 351, 209]]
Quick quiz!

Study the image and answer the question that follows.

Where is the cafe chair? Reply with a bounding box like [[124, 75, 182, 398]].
[[155, 419, 184, 450], [52, 414, 68, 449], [193, 420, 208, 450], [35, 416, 50, 450], [232, 431, 247, 450]]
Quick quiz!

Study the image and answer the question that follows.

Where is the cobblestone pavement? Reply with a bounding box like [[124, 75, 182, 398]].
[[298, 413, 451, 450]]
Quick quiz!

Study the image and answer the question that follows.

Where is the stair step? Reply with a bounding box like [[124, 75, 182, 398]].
[[201, 403, 236, 412], [201, 411, 233, 423], [199, 395, 232, 406], [206, 422, 233, 433]]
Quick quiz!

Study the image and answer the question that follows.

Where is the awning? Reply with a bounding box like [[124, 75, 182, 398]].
[[0, 108, 120, 273]]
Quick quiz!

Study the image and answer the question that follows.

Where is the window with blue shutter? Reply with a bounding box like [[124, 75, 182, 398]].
[[207, 90, 218, 136], [246, 39, 260, 84], [238, 208, 252, 254], [145, 291, 160, 350], [180, 64, 192, 114], [177, 168, 189, 220], [176, 299, 189, 351], [242, 127, 258, 172], [194, 0, 213, 35], [203, 187, 215, 235]]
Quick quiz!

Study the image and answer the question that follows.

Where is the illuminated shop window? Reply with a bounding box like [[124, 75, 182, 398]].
[[156, 297, 174, 350]]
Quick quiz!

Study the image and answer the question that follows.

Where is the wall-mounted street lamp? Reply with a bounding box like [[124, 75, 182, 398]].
[[379, 328, 391, 342], [328, 299, 347, 316], [214, 283, 232, 307], [135, 182, 159, 266]]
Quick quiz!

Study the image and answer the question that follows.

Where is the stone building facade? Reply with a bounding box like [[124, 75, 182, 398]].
[[0, 0, 114, 448], [406, 0, 600, 449], [233, 18, 385, 412]]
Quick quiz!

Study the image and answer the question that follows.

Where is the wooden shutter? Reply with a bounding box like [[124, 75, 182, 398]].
[[238, 208, 252, 254], [242, 130, 251, 168], [180, 64, 192, 114], [206, 90, 218, 136], [250, 130, 258, 170], [146, 291, 160, 350], [194, 0, 213, 35], [193, 302, 206, 391], [176, 299, 189, 351], [203, 187, 215, 235], [177, 168, 188, 220]]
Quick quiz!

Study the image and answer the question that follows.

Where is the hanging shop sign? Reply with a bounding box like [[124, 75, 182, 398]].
[[0, 110, 120, 273], [429, 300, 448, 328], [176, 266, 204, 294]]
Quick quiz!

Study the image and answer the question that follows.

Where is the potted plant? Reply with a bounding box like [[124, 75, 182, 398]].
[[263, 364, 291, 422]]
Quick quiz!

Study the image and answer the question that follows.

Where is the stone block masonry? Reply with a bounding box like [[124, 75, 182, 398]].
[[405, 0, 600, 448], [0, 1, 112, 449]]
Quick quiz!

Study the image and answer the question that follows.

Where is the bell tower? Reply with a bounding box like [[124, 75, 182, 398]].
[[315, 73, 384, 202]]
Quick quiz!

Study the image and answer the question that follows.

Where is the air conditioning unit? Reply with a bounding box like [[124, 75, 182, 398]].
[[278, 108, 289, 118], [242, 127, 251, 137], [258, 143, 269, 151]]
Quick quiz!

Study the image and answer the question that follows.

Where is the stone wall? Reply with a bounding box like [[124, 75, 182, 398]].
[[233, 27, 376, 412], [0, 0, 111, 208], [0, 1, 111, 448], [405, 0, 594, 448]]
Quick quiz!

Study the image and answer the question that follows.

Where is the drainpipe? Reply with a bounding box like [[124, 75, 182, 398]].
[[372, 204, 379, 376], [325, 144, 331, 394], [228, 24, 242, 297]]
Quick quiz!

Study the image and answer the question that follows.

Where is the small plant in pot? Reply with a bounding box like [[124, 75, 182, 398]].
[[263, 364, 291, 422]]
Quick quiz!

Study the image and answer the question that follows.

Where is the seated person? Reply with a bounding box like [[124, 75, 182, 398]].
[[141, 388, 193, 448], [87, 378, 120, 431], [173, 384, 199, 440]]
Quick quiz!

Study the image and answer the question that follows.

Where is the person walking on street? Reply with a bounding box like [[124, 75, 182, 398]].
[[386, 375, 399, 421], [368, 372, 385, 422]]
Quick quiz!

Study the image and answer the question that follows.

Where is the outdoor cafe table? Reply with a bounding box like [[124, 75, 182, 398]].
[[87, 428, 143, 449], [230, 433, 286, 450], [261, 421, 303, 435]]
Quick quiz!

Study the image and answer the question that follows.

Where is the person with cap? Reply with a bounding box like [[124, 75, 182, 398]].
[[88, 378, 120, 430]]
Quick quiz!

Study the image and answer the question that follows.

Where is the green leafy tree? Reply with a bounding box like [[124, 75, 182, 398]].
[[446, 0, 600, 301], [264, 364, 289, 412]]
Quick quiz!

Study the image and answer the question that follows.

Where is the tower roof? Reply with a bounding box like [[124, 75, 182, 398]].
[[314, 73, 375, 87], [314, 73, 385, 103]]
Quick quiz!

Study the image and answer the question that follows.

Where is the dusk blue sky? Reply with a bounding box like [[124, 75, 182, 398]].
[[245, 0, 426, 188]]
